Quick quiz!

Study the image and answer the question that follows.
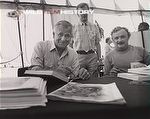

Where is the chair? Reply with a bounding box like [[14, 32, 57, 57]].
[[18, 67, 29, 77]]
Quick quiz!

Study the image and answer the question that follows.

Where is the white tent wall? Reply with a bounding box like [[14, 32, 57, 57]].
[[24, 11, 53, 66], [0, 9, 53, 68], [0, 0, 150, 72], [51, 13, 93, 27], [1, 9, 21, 67], [0, 9, 1, 76]]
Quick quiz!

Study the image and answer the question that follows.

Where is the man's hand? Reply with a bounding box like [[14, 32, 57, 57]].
[[78, 68, 90, 80], [56, 66, 73, 77], [131, 62, 147, 68], [110, 66, 127, 76]]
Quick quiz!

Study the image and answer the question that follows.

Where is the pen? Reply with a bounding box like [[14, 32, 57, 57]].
[[112, 65, 128, 73], [116, 66, 128, 72], [69, 77, 80, 82]]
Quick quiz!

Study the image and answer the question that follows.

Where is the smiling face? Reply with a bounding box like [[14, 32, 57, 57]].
[[53, 22, 72, 49], [112, 29, 129, 51]]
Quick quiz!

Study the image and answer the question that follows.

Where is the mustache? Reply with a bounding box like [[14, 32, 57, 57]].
[[58, 39, 70, 43], [117, 41, 124, 45]]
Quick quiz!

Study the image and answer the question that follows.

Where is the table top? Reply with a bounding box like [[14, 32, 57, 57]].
[[1, 76, 150, 119]]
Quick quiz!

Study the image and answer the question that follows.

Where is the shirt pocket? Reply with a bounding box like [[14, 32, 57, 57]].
[[88, 30, 96, 41]]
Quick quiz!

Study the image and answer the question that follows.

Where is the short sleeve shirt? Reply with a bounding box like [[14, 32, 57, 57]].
[[31, 40, 80, 76], [104, 45, 150, 74], [73, 22, 101, 52]]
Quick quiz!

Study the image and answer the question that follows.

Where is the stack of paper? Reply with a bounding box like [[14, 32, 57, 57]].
[[0, 77, 47, 109], [118, 73, 150, 81], [118, 67, 150, 81], [47, 82, 126, 104], [128, 67, 150, 75]]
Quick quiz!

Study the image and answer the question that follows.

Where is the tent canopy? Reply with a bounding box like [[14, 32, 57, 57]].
[[0, 0, 150, 14], [0, 0, 150, 67], [0, 0, 150, 10]]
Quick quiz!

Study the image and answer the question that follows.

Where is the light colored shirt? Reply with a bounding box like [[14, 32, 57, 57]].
[[104, 45, 150, 75], [73, 22, 101, 52], [31, 40, 80, 76]]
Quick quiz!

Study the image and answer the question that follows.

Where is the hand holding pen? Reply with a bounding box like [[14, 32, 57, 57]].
[[110, 65, 127, 76]]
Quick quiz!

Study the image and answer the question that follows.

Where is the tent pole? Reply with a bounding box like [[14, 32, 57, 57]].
[[17, 16, 24, 68], [40, 0, 45, 68], [42, 5, 45, 41], [140, 31, 145, 48], [41, 0, 45, 41], [15, 0, 24, 68], [140, 10, 144, 22], [139, 10, 145, 48]]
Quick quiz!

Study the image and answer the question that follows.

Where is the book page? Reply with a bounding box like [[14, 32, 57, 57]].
[[0, 77, 42, 91], [48, 82, 126, 104]]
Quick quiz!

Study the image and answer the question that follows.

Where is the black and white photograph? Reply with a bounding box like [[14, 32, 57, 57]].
[[0, 0, 150, 119], [48, 82, 126, 104]]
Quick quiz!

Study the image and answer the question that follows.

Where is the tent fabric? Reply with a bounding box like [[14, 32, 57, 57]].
[[0, 0, 150, 67], [0, 0, 150, 15], [0, 0, 150, 10]]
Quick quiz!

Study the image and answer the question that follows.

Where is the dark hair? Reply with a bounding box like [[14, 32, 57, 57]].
[[106, 37, 111, 43], [138, 22, 149, 31], [111, 26, 131, 38], [76, 3, 89, 10]]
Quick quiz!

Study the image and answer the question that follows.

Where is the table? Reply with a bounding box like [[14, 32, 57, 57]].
[[1, 76, 150, 119]]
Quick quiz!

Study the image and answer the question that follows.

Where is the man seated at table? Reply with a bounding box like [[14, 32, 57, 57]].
[[31, 20, 90, 80], [104, 26, 150, 76]]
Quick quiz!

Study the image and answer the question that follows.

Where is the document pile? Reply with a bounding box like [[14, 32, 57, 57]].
[[0, 77, 47, 109], [128, 67, 150, 75], [47, 82, 126, 104], [118, 67, 150, 81]]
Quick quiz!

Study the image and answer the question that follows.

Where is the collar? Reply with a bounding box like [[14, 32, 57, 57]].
[[59, 47, 69, 59], [79, 21, 89, 26], [49, 40, 69, 58], [49, 40, 56, 51]]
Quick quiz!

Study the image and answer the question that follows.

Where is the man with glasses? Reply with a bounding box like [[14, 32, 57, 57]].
[[31, 20, 90, 80], [104, 26, 150, 76]]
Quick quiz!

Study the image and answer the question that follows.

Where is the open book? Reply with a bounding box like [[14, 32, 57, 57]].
[[47, 82, 126, 104], [24, 70, 69, 82]]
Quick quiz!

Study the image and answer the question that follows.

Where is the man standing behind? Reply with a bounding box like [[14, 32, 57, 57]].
[[71, 3, 102, 77], [31, 20, 90, 80], [104, 26, 150, 76]]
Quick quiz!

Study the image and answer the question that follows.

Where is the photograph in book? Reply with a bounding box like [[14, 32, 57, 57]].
[[47, 82, 126, 104]]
